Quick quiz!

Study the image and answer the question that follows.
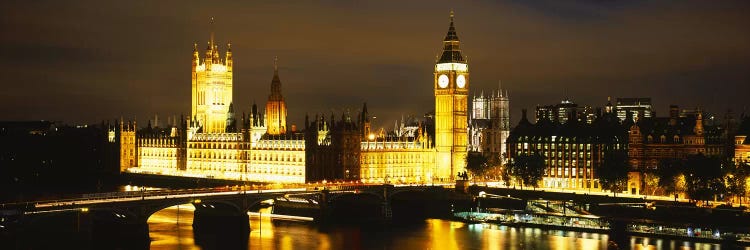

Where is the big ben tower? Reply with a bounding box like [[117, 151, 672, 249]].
[[191, 18, 233, 134], [434, 11, 468, 181]]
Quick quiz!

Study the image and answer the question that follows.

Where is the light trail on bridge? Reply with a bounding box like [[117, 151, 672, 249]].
[[1, 183, 454, 215], [29, 188, 309, 210]]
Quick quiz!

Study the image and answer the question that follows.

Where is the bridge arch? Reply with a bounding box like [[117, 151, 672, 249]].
[[140, 193, 292, 223]]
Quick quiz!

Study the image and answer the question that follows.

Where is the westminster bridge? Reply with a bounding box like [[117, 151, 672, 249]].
[[0, 183, 468, 248]]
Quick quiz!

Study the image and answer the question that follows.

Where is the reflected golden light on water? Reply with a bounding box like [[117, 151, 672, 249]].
[[317, 233, 331, 250], [280, 234, 293, 250], [578, 236, 602, 250], [632, 237, 657, 250], [144, 206, 727, 250], [549, 235, 570, 250], [480, 224, 503, 250], [426, 219, 462, 250], [509, 226, 518, 250], [249, 207, 275, 243], [628, 236, 729, 250], [147, 204, 198, 250]]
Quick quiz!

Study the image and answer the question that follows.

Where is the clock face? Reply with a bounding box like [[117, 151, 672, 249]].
[[438, 74, 449, 88], [456, 75, 466, 88]]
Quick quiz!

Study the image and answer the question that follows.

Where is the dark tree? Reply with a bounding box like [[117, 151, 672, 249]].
[[499, 163, 512, 187], [508, 151, 545, 189], [656, 158, 685, 199], [725, 161, 749, 206], [465, 151, 488, 180], [684, 153, 725, 205], [484, 153, 504, 181], [596, 150, 630, 196]]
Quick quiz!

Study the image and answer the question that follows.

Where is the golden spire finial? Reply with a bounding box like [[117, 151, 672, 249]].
[[450, 10, 454, 22]]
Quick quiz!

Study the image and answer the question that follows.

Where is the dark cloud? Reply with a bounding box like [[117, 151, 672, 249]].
[[1, 1, 748, 129]]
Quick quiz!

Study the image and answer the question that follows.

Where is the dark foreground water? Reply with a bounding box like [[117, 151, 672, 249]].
[[147, 206, 739, 250]]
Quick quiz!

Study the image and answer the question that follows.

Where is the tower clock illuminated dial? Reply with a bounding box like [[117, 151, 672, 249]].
[[456, 75, 466, 88], [438, 74, 449, 88]]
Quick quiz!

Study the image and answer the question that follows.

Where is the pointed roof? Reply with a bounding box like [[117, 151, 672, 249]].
[[269, 56, 283, 101], [444, 11, 459, 41], [361, 102, 369, 123], [437, 10, 466, 64]]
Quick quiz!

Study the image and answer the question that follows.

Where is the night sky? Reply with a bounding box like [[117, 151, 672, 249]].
[[2, 0, 749, 130]]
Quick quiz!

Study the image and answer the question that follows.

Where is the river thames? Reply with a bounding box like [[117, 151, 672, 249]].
[[146, 205, 732, 250]]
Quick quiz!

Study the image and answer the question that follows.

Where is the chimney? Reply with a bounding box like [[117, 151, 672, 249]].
[[669, 105, 679, 126]]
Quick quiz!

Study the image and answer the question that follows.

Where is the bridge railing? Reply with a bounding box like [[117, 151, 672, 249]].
[[0, 186, 239, 210], [1, 183, 436, 211]]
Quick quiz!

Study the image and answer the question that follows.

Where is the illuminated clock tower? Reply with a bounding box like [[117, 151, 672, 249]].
[[191, 18, 233, 134], [434, 11, 468, 181]]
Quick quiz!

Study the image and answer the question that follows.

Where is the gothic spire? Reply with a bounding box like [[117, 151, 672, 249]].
[[444, 10, 458, 41], [270, 56, 283, 100], [437, 10, 465, 63], [361, 102, 369, 123]]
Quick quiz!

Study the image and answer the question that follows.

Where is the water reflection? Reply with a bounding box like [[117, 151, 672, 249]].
[[148, 204, 198, 250], [147, 206, 735, 250]]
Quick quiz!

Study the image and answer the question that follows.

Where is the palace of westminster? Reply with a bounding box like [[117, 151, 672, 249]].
[[117, 13, 750, 194]]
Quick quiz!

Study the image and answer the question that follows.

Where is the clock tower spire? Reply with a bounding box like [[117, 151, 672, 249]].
[[434, 10, 469, 181]]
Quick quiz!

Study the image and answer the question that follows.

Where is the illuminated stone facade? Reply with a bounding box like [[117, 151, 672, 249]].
[[627, 107, 725, 170], [121, 27, 305, 183], [735, 116, 750, 165], [131, 118, 306, 184], [360, 133, 435, 184], [469, 88, 510, 163], [506, 109, 628, 190], [119, 120, 137, 172], [122, 13, 474, 184], [139, 129, 184, 173], [304, 106, 436, 184], [191, 23, 233, 134]]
